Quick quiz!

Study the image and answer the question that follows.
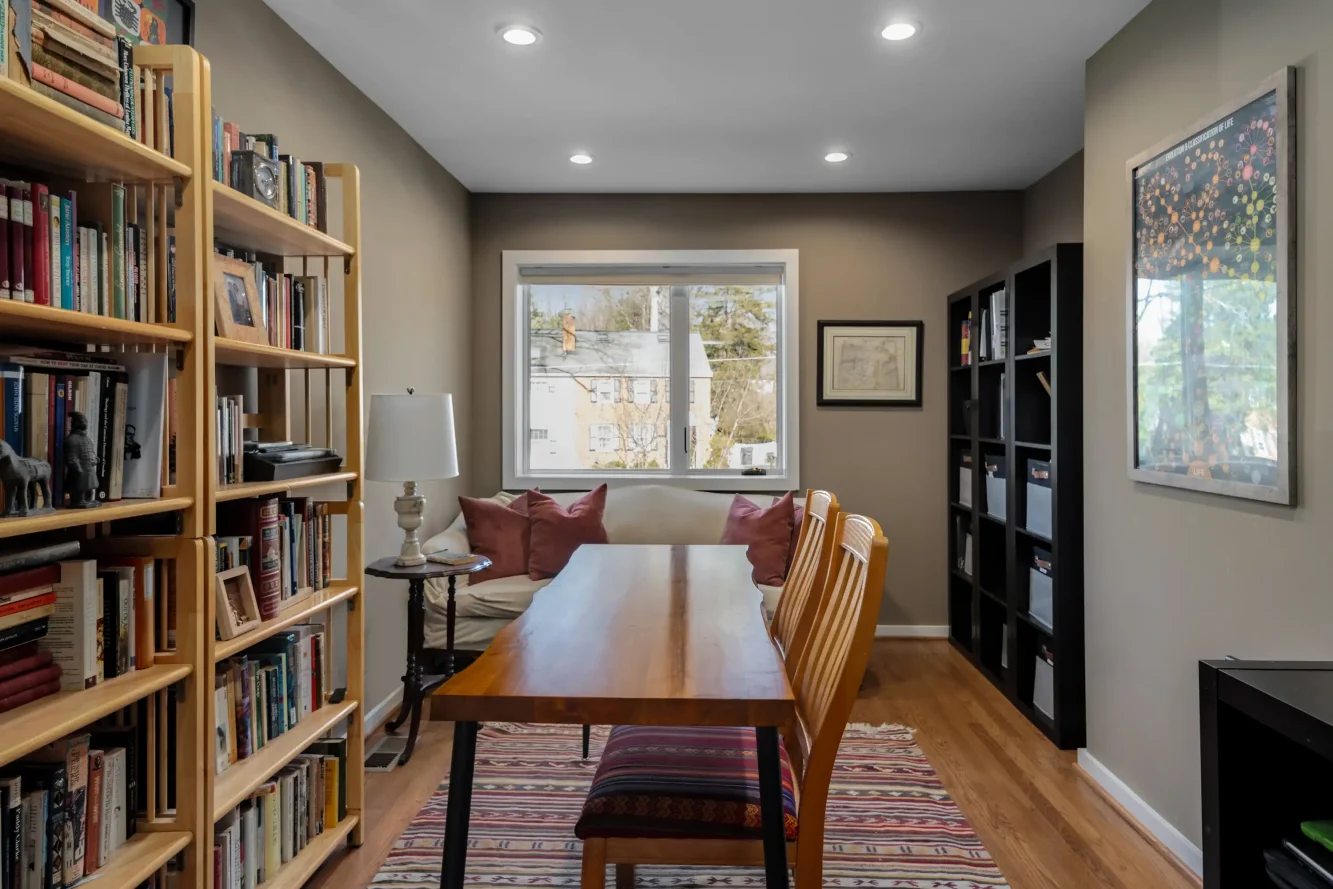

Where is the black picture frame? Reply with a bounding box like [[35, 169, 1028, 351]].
[[817, 320, 924, 408]]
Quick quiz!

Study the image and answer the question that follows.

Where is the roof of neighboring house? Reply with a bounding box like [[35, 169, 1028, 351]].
[[530, 330, 714, 378]]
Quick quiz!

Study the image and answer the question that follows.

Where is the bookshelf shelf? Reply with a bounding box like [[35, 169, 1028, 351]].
[[216, 472, 359, 503], [0, 77, 192, 182], [212, 183, 355, 258], [213, 699, 359, 820], [214, 339, 358, 370], [0, 300, 193, 346], [0, 663, 193, 764], [1015, 350, 1053, 361], [95, 829, 194, 888], [0, 496, 195, 540], [214, 583, 359, 661], [264, 816, 359, 889]]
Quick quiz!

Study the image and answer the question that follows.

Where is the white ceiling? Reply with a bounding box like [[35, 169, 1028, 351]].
[[262, 0, 1148, 194]]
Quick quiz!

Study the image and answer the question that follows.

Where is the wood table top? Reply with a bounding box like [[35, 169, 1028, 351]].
[[434, 544, 796, 726]]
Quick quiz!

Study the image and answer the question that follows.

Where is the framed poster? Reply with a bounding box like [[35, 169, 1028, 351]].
[[817, 320, 923, 407], [1127, 68, 1296, 505]]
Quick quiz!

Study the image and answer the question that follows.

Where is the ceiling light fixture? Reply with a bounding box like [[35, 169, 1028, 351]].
[[880, 21, 918, 41], [499, 24, 541, 46], [825, 151, 850, 163], [570, 153, 594, 165]]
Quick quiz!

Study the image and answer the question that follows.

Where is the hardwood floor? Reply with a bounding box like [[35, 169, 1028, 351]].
[[306, 640, 1198, 889]]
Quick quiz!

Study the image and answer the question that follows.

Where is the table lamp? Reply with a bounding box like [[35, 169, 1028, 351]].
[[367, 390, 458, 566]]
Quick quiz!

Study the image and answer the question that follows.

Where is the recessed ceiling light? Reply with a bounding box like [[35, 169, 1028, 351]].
[[499, 25, 541, 45], [825, 151, 850, 163], [881, 22, 918, 41], [570, 153, 594, 165]]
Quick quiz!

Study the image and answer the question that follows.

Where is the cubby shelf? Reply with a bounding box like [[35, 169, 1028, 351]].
[[94, 830, 194, 889], [214, 583, 359, 661], [263, 817, 359, 889], [214, 338, 358, 370], [216, 472, 358, 502], [0, 300, 193, 346], [0, 496, 194, 540], [212, 182, 355, 258]]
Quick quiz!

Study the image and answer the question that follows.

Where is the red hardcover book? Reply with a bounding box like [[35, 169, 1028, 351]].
[[0, 649, 54, 682], [0, 641, 39, 668], [6, 185, 21, 302], [0, 184, 9, 300], [21, 185, 34, 303], [0, 663, 62, 698], [32, 183, 50, 306], [31, 64, 125, 118], [0, 678, 61, 713], [0, 565, 61, 598], [218, 497, 282, 620], [0, 593, 56, 620]]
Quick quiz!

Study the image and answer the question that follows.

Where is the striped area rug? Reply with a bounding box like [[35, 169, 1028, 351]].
[[371, 722, 1009, 888]]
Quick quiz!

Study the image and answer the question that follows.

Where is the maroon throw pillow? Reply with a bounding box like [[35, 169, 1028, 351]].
[[528, 485, 610, 579], [458, 492, 532, 584], [722, 493, 795, 586], [775, 497, 806, 577]]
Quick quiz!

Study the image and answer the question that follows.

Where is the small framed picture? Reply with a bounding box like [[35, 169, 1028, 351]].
[[213, 253, 268, 345], [215, 566, 261, 641], [817, 320, 924, 407]]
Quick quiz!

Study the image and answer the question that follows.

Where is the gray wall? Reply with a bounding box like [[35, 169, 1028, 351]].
[[1023, 151, 1084, 254], [1084, 0, 1333, 845], [197, 0, 473, 713], [469, 192, 1024, 625]]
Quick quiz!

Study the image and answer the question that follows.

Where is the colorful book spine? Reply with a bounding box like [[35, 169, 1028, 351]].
[[0, 183, 8, 300], [31, 63, 124, 118], [61, 196, 74, 310], [32, 184, 49, 306], [110, 184, 124, 319]]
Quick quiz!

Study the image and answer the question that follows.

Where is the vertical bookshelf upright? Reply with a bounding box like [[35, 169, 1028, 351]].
[[946, 243, 1085, 749], [198, 68, 366, 888], [0, 44, 212, 888]]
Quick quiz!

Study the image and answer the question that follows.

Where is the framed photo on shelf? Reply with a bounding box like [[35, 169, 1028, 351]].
[[212, 253, 268, 345], [817, 320, 924, 407], [214, 566, 261, 641], [1127, 67, 1295, 505]]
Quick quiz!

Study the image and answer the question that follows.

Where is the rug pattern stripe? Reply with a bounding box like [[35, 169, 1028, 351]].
[[371, 722, 1009, 888]]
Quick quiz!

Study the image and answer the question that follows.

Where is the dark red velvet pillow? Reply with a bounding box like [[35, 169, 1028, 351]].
[[775, 497, 806, 578], [458, 492, 532, 583], [528, 485, 610, 579], [722, 492, 795, 586]]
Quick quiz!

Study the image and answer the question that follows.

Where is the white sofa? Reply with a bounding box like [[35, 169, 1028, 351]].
[[420, 485, 794, 652]]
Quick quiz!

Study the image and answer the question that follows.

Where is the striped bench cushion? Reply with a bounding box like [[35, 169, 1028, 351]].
[[575, 724, 799, 841]]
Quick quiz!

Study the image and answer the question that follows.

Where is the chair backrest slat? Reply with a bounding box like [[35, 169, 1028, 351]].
[[770, 490, 840, 681]]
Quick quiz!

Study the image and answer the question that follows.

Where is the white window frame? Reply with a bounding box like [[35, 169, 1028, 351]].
[[502, 249, 800, 492]]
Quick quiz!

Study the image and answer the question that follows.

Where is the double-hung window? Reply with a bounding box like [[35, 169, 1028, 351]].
[[502, 250, 800, 491]]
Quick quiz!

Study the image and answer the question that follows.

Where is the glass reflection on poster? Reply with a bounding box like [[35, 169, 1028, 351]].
[[1128, 69, 1295, 505]]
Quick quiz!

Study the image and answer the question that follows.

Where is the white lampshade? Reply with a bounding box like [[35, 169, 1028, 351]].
[[366, 391, 458, 482]]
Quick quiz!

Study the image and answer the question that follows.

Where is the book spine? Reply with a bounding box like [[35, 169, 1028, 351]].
[[30, 44, 117, 101], [40, 561, 96, 690], [31, 64, 122, 118], [21, 187, 33, 304], [20, 793, 42, 889], [6, 187, 21, 303], [116, 37, 133, 138], [64, 739, 87, 884], [84, 752, 102, 872], [46, 196, 59, 310], [31, 185, 49, 307], [94, 373, 111, 501], [0, 184, 8, 300], [59, 198, 73, 310], [51, 378, 65, 507], [32, 5, 116, 51], [110, 185, 124, 319]]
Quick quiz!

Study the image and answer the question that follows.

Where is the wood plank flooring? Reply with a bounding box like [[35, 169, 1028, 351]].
[[305, 640, 1198, 889]]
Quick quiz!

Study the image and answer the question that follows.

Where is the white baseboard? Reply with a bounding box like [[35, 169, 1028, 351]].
[[875, 624, 949, 638], [363, 688, 404, 736], [1077, 749, 1202, 876]]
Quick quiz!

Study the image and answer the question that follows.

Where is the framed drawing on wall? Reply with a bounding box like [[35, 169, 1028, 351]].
[[817, 320, 924, 407], [1127, 67, 1296, 505]]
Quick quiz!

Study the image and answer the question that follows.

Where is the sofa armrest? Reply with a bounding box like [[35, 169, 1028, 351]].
[[423, 526, 469, 556]]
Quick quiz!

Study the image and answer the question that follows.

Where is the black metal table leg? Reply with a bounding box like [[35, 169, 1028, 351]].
[[440, 720, 479, 889], [755, 726, 790, 889], [446, 575, 458, 677], [582, 724, 591, 759]]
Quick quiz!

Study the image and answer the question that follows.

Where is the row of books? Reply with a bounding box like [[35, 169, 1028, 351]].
[[0, 730, 138, 889], [0, 348, 172, 506], [215, 738, 347, 889], [209, 120, 329, 233], [215, 247, 330, 354], [0, 177, 174, 323], [978, 289, 1008, 362], [214, 624, 330, 776], [218, 497, 333, 622], [217, 394, 243, 486], [0, 0, 168, 143]]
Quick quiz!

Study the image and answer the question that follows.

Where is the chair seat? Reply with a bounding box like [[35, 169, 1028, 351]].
[[575, 725, 799, 841]]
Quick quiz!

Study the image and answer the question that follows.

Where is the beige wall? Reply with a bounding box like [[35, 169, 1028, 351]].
[[470, 193, 1023, 624], [197, 0, 472, 712], [1084, 0, 1333, 846], [1022, 151, 1084, 254]]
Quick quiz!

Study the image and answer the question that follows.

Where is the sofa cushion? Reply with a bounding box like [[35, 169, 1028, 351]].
[[575, 724, 799, 841], [528, 485, 610, 579], [458, 492, 532, 583], [454, 574, 550, 619], [777, 498, 806, 577], [721, 493, 795, 586]]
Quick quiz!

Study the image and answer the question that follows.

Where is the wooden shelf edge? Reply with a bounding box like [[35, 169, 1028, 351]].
[[0, 664, 193, 765], [0, 300, 192, 345], [92, 829, 192, 887], [213, 699, 359, 820], [262, 816, 358, 889], [216, 472, 358, 502], [213, 338, 357, 370], [215, 584, 359, 661], [212, 183, 355, 257], [0, 496, 193, 540]]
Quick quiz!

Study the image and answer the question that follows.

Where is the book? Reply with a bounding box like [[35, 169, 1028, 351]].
[[31, 62, 122, 117], [0, 179, 8, 300], [37, 560, 98, 690], [0, 774, 21, 889], [0, 619, 49, 657], [30, 184, 48, 307], [98, 557, 152, 671], [13, 764, 63, 889], [0, 648, 52, 683], [97, 568, 130, 679], [218, 498, 282, 621], [0, 543, 79, 575], [26, 733, 88, 884], [84, 750, 101, 871], [1037, 371, 1051, 395], [102, 747, 125, 853], [19, 790, 46, 889]]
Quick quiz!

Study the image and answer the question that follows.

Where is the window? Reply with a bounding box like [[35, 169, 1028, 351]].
[[502, 250, 800, 491]]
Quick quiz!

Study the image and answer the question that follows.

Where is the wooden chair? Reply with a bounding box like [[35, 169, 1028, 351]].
[[576, 513, 889, 889], [769, 489, 840, 674]]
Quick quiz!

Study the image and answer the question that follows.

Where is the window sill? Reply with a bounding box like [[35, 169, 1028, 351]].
[[505, 472, 800, 494]]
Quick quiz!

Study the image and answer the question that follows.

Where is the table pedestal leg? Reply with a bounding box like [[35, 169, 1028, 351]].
[[583, 724, 591, 759], [440, 721, 478, 889], [755, 726, 790, 889], [389, 579, 428, 764]]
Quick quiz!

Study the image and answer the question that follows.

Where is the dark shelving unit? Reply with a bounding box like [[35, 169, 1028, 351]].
[[945, 243, 1084, 749]]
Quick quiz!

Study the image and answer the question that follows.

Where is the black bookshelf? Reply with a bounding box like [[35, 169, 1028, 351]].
[[946, 243, 1084, 749]]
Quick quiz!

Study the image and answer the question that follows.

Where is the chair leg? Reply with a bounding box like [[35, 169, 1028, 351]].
[[583, 724, 592, 759], [581, 838, 607, 889], [615, 863, 635, 889]]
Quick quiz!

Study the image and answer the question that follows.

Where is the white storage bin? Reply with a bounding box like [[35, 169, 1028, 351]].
[[1033, 647, 1055, 719], [1025, 459, 1052, 538], [1028, 548, 1054, 629], [984, 455, 1007, 521]]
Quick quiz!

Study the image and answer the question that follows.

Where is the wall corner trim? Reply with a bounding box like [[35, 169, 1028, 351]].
[[875, 625, 950, 639], [1077, 749, 1203, 878]]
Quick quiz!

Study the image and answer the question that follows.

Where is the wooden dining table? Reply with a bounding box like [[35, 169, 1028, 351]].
[[433, 543, 797, 889]]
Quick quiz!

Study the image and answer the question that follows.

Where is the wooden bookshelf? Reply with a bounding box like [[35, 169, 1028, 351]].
[[0, 495, 195, 540], [214, 339, 358, 370], [216, 472, 359, 502], [94, 830, 194, 888], [946, 243, 1085, 750], [212, 183, 355, 258], [214, 583, 359, 661], [0, 300, 194, 346], [264, 817, 359, 889]]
